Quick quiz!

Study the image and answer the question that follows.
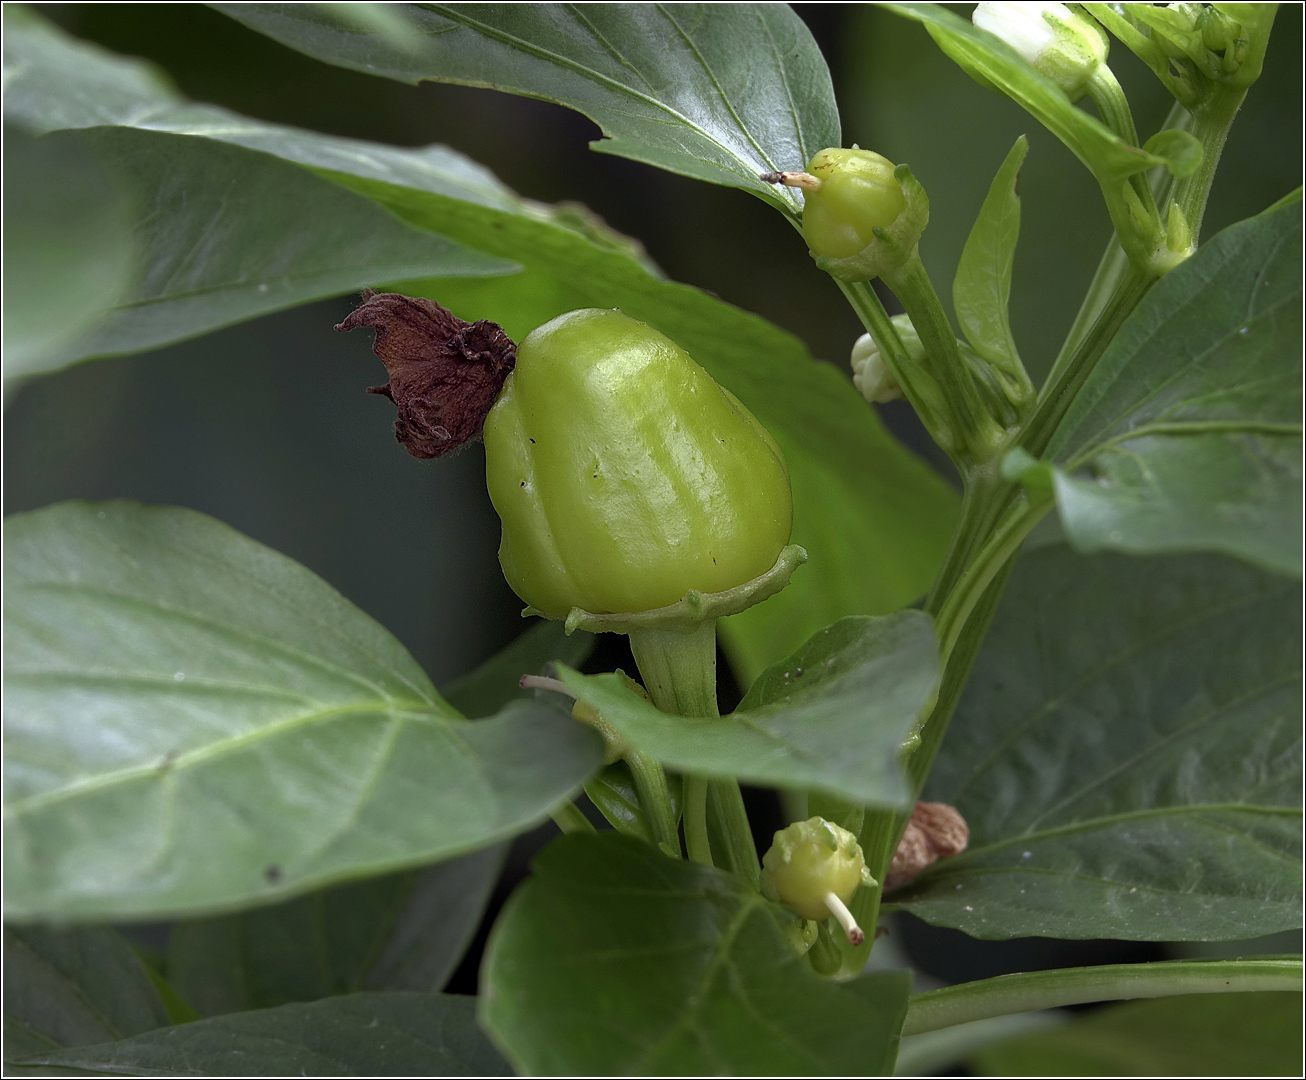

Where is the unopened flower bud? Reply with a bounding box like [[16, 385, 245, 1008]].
[[762, 817, 876, 944], [973, 2, 1109, 102], [850, 327, 908, 405]]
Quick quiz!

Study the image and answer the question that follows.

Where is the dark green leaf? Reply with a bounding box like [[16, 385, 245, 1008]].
[[442, 620, 593, 719], [895, 543, 1302, 940], [882, 4, 1180, 180], [1029, 196, 1303, 576], [3, 926, 171, 1063], [481, 832, 910, 1076], [3, 501, 604, 921], [954, 136, 1028, 378], [1, 127, 136, 393], [212, 2, 840, 215], [972, 992, 1303, 1077], [13, 992, 510, 1077], [1, 9, 514, 379], [6, 6, 960, 681], [557, 613, 939, 807], [168, 845, 505, 1017]]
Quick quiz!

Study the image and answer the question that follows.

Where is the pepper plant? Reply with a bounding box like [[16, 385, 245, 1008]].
[[2, 3, 1302, 1076]]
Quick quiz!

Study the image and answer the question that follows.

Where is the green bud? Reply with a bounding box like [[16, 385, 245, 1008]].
[[762, 817, 876, 942], [483, 309, 792, 619], [797, 149, 929, 283], [972, 2, 1109, 102]]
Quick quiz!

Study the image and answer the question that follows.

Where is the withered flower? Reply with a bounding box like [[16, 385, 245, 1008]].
[[335, 290, 516, 459], [885, 801, 969, 891]]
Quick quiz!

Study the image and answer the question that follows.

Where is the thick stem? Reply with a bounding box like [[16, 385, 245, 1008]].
[[902, 958, 1303, 1036], [626, 748, 681, 857], [1086, 66, 1140, 148], [683, 777, 713, 866], [628, 621, 758, 881], [1023, 265, 1150, 459], [1172, 87, 1247, 243], [884, 251, 1003, 463]]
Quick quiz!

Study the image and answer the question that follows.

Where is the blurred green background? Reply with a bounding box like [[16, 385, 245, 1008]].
[[6, 2, 1302, 1006]]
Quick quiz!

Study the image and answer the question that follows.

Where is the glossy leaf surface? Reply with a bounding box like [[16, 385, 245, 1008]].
[[1022, 196, 1303, 575], [972, 991, 1303, 1077], [481, 832, 910, 1076], [4, 7, 959, 680], [168, 846, 505, 1016], [1, 128, 136, 393], [895, 544, 1302, 940], [13, 993, 510, 1077], [213, 2, 840, 215], [3, 501, 603, 921], [1, 8, 514, 379], [3, 926, 169, 1061], [558, 613, 939, 807]]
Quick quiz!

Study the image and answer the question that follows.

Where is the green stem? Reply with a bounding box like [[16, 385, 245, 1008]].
[[683, 777, 712, 866], [625, 748, 681, 857], [1023, 265, 1150, 459], [550, 800, 595, 834], [1087, 66, 1140, 148], [707, 778, 761, 888], [883, 251, 1003, 463], [934, 496, 1052, 661], [902, 958, 1304, 1036], [628, 620, 758, 881], [1172, 87, 1247, 243]]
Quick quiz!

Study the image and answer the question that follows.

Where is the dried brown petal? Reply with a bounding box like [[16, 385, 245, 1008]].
[[885, 801, 969, 891], [334, 290, 516, 459]]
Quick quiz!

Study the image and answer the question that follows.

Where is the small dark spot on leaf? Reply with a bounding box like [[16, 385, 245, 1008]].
[[264, 865, 283, 883], [529, 438, 536, 444], [521, 481, 526, 487]]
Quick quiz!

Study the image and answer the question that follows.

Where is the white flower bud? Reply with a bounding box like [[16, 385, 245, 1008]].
[[973, 2, 1109, 101], [850, 333, 903, 404]]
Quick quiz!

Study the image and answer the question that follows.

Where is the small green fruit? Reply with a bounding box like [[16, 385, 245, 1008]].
[[762, 816, 873, 922], [802, 148, 906, 260], [483, 309, 792, 618]]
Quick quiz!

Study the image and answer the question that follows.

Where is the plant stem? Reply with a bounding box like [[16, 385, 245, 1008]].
[[1022, 264, 1150, 459], [683, 777, 713, 866], [1172, 87, 1247, 242], [902, 958, 1304, 1036], [628, 620, 758, 881], [625, 747, 681, 857], [550, 800, 595, 834], [934, 496, 1051, 661]]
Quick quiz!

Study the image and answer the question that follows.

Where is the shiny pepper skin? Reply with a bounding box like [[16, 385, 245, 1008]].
[[483, 309, 792, 618], [801, 147, 907, 260]]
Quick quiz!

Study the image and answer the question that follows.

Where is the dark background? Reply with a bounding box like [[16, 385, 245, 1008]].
[[8, 3, 1302, 1008]]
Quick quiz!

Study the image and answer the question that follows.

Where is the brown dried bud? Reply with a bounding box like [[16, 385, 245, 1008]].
[[334, 290, 516, 459], [885, 801, 969, 891]]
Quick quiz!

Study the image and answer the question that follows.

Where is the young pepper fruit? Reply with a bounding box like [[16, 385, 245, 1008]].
[[762, 816, 877, 945], [483, 309, 792, 618]]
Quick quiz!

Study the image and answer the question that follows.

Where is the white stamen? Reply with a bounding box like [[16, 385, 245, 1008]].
[[824, 891, 865, 945], [519, 674, 577, 698]]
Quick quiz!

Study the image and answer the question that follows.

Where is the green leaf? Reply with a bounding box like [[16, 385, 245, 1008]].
[[556, 612, 939, 807], [443, 620, 593, 719], [212, 2, 840, 216], [3, 501, 604, 921], [1033, 196, 1303, 576], [11, 992, 510, 1077], [168, 845, 505, 1017], [893, 543, 1302, 940], [1, 10, 514, 381], [3, 926, 171, 1062], [971, 992, 1303, 1077], [481, 832, 911, 1076], [1, 127, 136, 394], [881, 4, 1181, 181], [6, 5, 960, 681], [954, 135, 1028, 378]]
